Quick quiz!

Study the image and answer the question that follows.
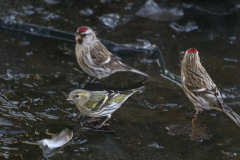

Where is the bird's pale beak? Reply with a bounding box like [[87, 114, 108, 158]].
[[75, 35, 82, 40], [66, 96, 73, 100]]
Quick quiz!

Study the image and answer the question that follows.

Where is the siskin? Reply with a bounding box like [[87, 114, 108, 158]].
[[67, 86, 144, 128], [75, 26, 149, 81], [181, 48, 240, 126]]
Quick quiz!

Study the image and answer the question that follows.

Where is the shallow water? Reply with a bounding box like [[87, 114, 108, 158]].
[[0, 0, 240, 159]]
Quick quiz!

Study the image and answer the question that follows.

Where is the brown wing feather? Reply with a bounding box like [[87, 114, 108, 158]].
[[106, 55, 131, 70], [184, 81, 221, 107], [90, 40, 131, 70], [185, 66, 215, 91], [89, 40, 148, 77], [90, 40, 112, 65], [184, 67, 221, 108]]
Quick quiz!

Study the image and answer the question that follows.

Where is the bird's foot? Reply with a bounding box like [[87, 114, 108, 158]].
[[84, 117, 100, 123], [191, 110, 197, 117], [191, 114, 199, 128], [94, 123, 109, 129], [94, 124, 103, 129], [85, 78, 101, 84]]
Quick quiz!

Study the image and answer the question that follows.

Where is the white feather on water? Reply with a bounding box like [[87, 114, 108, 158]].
[[38, 128, 73, 149]]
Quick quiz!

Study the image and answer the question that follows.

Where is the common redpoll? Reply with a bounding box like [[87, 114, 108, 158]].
[[181, 48, 240, 126], [67, 86, 144, 128], [75, 26, 149, 80]]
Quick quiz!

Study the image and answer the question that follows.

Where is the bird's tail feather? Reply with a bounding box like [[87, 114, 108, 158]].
[[222, 105, 240, 127], [118, 63, 149, 77], [129, 68, 149, 77], [216, 92, 240, 127]]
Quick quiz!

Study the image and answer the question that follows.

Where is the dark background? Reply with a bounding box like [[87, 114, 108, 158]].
[[0, 0, 240, 159]]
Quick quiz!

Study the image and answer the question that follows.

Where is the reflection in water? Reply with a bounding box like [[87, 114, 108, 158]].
[[166, 119, 211, 142], [191, 123, 211, 142], [67, 86, 144, 128]]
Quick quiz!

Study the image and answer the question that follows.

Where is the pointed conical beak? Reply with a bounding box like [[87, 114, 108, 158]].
[[66, 96, 73, 100], [75, 35, 82, 40]]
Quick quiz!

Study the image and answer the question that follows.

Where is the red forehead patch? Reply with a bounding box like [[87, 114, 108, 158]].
[[186, 48, 198, 54], [77, 27, 88, 33]]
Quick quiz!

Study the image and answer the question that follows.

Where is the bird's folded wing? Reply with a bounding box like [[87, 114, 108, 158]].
[[86, 90, 134, 111], [85, 91, 108, 110], [90, 41, 131, 70], [184, 80, 221, 107], [107, 93, 128, 103], [90, 41, 112, 65], [106, 55, 132, 70]]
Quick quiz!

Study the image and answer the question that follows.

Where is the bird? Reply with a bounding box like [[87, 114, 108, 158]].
[[181, 48, 240, 127], [67, 86, 144, 128], [75, 26, 149, 82]]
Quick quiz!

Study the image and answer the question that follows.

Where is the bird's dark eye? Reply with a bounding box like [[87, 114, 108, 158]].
[[81, 34, 87, 37], [76, 95, 79, 98]]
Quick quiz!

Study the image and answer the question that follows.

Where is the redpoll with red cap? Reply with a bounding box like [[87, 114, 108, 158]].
[[75, 26, 149, 80], [181, 48, 240, 127]]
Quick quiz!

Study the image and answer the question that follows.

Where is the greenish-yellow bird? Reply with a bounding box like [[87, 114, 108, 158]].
[[67, 86, 144, 128]]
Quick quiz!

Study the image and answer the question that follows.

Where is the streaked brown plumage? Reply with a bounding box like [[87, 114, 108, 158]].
[[75, 26, 149, 79], [181, 48, 240, 127]]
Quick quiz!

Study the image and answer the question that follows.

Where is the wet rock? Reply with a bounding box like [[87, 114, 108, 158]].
[[194, 3, 235, 16], [51, 105, 60, 111], [100, 0, 111, 3], [22, 5, 35, 15], [24, 10, 35, 16], [170, 21, 198, 32], [123, 39, 156, 50], [136, 0, 183, 21], [0, 117, 14, 126], [35, 112, 59, 119], [26, 52, 33, 56], [35, 7, 45, 14], [221, 150, 235, 157], [223, 58, 238, 63], [20, 41, 30, 45], [22, 111, 37, 121], [79, 147, 89, 152], [125, 2, 133, 10], [42, 12, 60, 20], [74, 139, 87, 145], [99, 13, 120, 29], [0, 127, 25, 137], [79, 8, 94, 16], [149, 142, 163, 149], [44, 0, 60, 5]]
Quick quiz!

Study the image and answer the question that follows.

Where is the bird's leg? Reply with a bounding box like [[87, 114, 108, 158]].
[[192, 107, 201, 128], [192, 113, 196, 128], [94, 116, 110, 129], [74, 114, 83, 122]]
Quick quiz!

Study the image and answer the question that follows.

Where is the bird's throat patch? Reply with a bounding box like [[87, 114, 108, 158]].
[[78, 39, 83, 44]]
